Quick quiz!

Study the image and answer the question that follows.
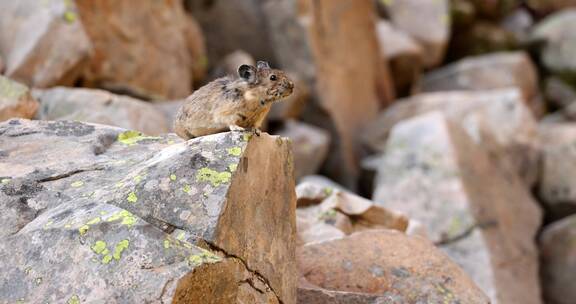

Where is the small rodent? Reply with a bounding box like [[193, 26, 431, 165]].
[[173, 61, 294, 139]]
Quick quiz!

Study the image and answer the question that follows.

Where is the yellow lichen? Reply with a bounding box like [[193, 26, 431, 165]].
[[170, 174, 177, 181], [106, 210, 137, 227], [227, 147, 242, 156], [113, 240, 129, 260], [228, 164, 238, 172], [196, 168, 231, 187], [127, 192, 138, 203], [182, 184, 192, 194], [91, 241, 107, 254], [67, 295, 80, 304], [117, 130, 161, 146], [70, 181, 84, 188]]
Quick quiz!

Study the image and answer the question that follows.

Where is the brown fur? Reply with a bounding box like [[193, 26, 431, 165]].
[[174, 62, 294, 139]]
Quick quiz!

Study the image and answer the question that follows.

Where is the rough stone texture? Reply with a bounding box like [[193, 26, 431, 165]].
[[0, 120, 296, 304], [527, 0, 576, 16], [0, 0, 92, 88], [363, 89, 540, 186], [538, 123, 576, 219], [0, 76, 39, 121], [301, 0, 395, 188], [186, 0, 275, 68], [33, 87, 170, 136], [297, 189, 408, 245], [376, 20, 423, 97], [76, 0, 205, 100], [421, 52, 542, 116], [298, 230, 490, 304], [269, 74, 310, 121], [531, 10, 576, 88], [540, 214, 576, 304], [382, 0, 450, 67], [277, 120, 329, 180], [372, 112, 542, 304]]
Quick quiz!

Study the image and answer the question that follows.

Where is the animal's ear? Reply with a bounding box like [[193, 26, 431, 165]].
[[238, 64, 257, 83], [256, 61, 270, 70]]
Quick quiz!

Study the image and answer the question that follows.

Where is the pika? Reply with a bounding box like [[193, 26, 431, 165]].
[[173, 61, 294, 139]]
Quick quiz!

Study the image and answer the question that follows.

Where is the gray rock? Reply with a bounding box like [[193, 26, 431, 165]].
[[421, 52, 542, 116], [33, 87, 170, 135], [277, 120, 330, 180], [545, 77, 576, 109], [372, 112, 542, 304], [540, 214, 576, 304], [0, 76, 38, 121], [0, 0, 92, 88], [0, 119, 296, 303]]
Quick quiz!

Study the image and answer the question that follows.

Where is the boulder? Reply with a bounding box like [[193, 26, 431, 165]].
[[421, 52, 542, 115], [372, 112, 542, 304], [154, 100, 186, 133], [538, 123, 576, 219], [33, 87, 170, 135], [186, 0, 275, 67], [527, 0, 576, 16], [301, 0, 395, 188], [0, 0, 92, 88], [501, 8, 534, 43], [298, 230, 490, 303], [76, 0, 205, 100], [376, 20, 423, 97], [530, 10, 576, 87], [0, 76, 39, 121], [363, 89, 540, 186], [382, 0, 450, 67], [447, 21, 518, 62], [540, 214, 576, 304], [276, 120, 330, 180], [0, 120, 296, 303], [209, 50, 255, 80]]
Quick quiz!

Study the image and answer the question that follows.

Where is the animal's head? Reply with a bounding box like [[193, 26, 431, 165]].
[[238, 61, 294, 101]]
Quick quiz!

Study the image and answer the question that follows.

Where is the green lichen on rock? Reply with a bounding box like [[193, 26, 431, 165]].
[[67, 295, 80, 304], [227, 147, 242, 156], [78, 225, 90, 236], [106, 210, 137, 227], [163, 239, 171, 249], [170, 174, 177, 181], [91, 241, 107, 254], [195, 168, 232, 187], [133, 175, 143, 184], [1, 178, 10, 184], [182, 184, 192, 194], [242, 133, 252, 142], [127, 191, 138, 203], [117, 130, 160, 146], [63, 10, 77, 23], [188, 249, 222, 267], [228, 163, 238, 172], [0, 76, 28, 99], [113, 240, 129, 260]]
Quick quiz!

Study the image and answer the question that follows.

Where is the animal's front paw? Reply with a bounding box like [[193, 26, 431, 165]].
[[252, 128, 261, 137]]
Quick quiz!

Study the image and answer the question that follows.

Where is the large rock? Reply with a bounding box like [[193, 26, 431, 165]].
[[363, 89, 540, 186], [540, 214, 576, 304], [527, 0, 576, 16], [421, 52, 542, 115], [376, 20, 423, 97], [531, 10, 576, 87], [545, 76, 576, 109], [382, 0, 450, 67], [0, 76, 38, 121], [298, 230, 489, 303], [538, 123, 576, 219], [372, 112, 542, 304], [0, 0, 92, 88], [301, 0, 395, 188], [33, 87, 170, 136], [76, 0, 205, 100], [186, 0, 275, 67], [277, 120, 330, 180], [447, 21, 518, 62], [0, 120, 296, 303]]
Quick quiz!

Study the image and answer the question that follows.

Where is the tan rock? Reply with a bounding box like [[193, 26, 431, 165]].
[[376, 20, 423, 96], [33, 87, 169, 135], [382, 0, 450, 67], [0, 76, 38, 121], [538, 123, 576, 218], [295, 181, 335, 207], [372, 112, 542, 304], [298, 230, 490, 303], [277, 120, 330, 180], [363, 89, 540, 186], [0, 120, 296, 303], [301, 0, 395, 188], [540, 214, 576, 304], [0, 0, 92, 88], [76, 0, 203, 100], [421, 52, 542, 115]]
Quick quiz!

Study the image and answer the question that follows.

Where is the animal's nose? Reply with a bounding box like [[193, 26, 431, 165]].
[[286, 81, 294, 90]]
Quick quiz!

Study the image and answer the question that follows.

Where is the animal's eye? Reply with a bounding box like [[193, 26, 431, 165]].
[[270, 75, 277, 81]]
